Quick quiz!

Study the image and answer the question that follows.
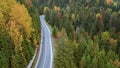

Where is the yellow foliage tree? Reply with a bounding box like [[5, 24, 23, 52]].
[[0, 0, 35, 51], [53, 5, 60, 12], [10, 3, 34, 40], [0, 0, 16, 23], [72, 13, 76, 22], [96, 13, 101, 19], [0, 12, 4, 23], [7, 20, 23, 52], [43, 7, 49, 14], [53, 6, 57, 11], [0, 0, 35, 52], [0, 0, 36, 67]]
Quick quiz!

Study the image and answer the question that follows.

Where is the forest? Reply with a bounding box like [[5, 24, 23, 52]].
[[0, 0, 41, 68], [1, 0, 120, 68], [41, 0, 120, 68]]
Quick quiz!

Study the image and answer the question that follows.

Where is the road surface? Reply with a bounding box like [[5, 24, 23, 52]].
[[35, 15, 53, 68]]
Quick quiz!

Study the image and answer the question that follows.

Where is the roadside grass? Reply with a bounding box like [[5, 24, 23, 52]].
[[31, 45, 40, 68]]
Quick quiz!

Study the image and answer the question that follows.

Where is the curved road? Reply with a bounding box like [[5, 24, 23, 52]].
[[35, 15, 53, 68]]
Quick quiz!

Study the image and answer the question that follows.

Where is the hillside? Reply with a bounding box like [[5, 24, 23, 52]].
[[42, 0, 120, 68], [0, 0, 40, 68], [1, 0, 120, 68]]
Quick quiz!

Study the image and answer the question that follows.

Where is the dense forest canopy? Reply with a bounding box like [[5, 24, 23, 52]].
[[0, 0, 41, 68], [41, 0, 120, 68], [1, 0, 120, 68]]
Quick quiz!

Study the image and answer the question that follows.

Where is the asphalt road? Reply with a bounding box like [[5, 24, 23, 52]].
[[35, 15, 53, 68]]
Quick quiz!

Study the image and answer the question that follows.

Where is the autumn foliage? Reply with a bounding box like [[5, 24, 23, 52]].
[[44, 0, 120, 68], [8, 3, 34, 46], [53, 6, 60, 12], [106, 0, 111, 5], [0, 0, 38, 67], [25, 0, 33, 7]]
